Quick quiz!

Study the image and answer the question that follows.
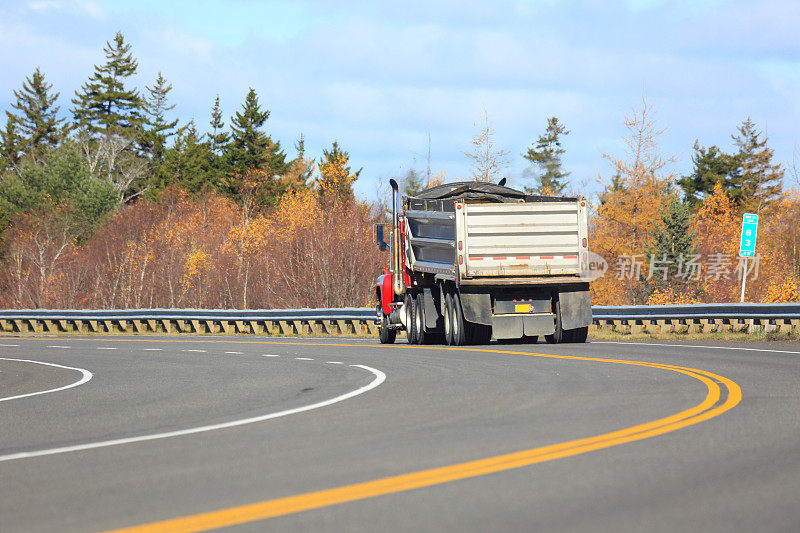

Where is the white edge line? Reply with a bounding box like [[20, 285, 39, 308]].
[[0, 358, 92, 403], [593, 340, 800, 355], [0, 364, 386, 463]]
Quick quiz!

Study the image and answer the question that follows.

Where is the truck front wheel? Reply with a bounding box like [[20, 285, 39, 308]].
[[377, 305, 396, 344]]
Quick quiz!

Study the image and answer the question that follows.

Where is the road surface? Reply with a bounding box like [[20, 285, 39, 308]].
[[1, 335, 798, 532]]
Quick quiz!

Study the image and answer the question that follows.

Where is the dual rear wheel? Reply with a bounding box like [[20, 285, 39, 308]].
[[443, 290, 491, 346]]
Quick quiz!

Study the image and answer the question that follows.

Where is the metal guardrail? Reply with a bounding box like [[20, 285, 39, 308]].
[[0, 308, 378, 336], [0, 304, 798, 335], [592, 303, 800, 321], [591, 303, 800, 334]]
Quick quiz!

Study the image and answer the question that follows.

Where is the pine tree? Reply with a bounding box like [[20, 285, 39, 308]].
[[5, 68, 65, 162], [677, 142, 739, 206], [0, 117, 22, 170], [208, 94, 229, 156], [227, 88, 287, 175], [316, 140, 361, 202], [71, 31, 144, 135], [523, 117, 570, 195], [161, 122, 216, 193], [598, 171, 625, 206], [645, 191, 697, 295], [402, 168, 425, 196], [732, 118, 783, 213], [141, 72, 179, 162], [281, 133, 313, 192]]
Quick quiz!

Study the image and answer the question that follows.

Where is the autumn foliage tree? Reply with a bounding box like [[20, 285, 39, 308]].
[[590, 97, 673, 304]]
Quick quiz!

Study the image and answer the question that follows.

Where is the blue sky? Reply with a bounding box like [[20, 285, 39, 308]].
[[1, 0, 798, 200]]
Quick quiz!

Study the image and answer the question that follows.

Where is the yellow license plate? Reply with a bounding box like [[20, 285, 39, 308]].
[[514, 304, 531, 313]]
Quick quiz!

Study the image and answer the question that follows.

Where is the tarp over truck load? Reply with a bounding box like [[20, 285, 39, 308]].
[[406, 181, 576, 212]]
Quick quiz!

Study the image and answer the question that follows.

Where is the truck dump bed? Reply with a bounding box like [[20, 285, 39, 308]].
[[403, 182, 589, 282]]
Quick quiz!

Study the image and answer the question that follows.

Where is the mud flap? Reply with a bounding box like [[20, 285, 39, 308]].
[[559, 287, 592, 330], [422, 288, 443, 330], [459, 291, 492, 325]]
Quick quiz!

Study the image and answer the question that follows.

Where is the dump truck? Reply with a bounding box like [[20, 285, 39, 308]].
[[374, 179, 592, 345]]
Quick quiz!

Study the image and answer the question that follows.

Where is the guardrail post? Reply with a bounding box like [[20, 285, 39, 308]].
[[292, 320, 308, 336], [336, 319, 351, 335]]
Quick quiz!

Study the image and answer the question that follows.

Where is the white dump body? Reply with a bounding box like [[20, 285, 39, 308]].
[[454, 199, 589, 280]]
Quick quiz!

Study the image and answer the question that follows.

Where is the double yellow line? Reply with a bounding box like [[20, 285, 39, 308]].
[[107, 344, 741, 533]]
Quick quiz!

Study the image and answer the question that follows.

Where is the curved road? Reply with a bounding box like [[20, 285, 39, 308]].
[[0, 336, 798, 532]]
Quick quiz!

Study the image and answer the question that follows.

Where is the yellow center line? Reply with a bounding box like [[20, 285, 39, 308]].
[[10, 337, 739, 532]]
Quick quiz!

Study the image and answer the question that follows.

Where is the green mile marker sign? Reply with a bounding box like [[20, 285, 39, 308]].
[[739, 213, 758, 258]]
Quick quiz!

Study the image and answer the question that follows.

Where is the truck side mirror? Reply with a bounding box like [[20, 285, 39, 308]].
[[374, 224, 388, 251]]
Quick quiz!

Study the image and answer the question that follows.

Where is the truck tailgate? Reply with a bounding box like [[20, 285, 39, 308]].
[[458, 201, 587, 277]]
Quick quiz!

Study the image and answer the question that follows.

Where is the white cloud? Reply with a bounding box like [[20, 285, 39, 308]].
[[27, 0, 104, 18]]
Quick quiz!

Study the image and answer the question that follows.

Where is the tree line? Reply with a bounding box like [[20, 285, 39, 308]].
[[0, 32, 361, 236], [0, 31, 797, 308]]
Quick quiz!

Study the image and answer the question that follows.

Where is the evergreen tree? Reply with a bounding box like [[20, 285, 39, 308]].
[[598, 171, 625, 206], [226, 88, 288, 175], [281, 133, 313, 192], [71, 31, 144, 135], [5, 68, 65, 162], [732, 117, 783, 213], [0, 142, 117, 238], [644, 192, 696, 294], [523, 117, 570, 195], [401, 168, 425, 196], [677, 142, 740, 206], [161, 122, 216, 193], [0, 117, 22, 171], [316, 140, 361, 201], [208, 95, 229, 155], [141, 72, 179, 163]]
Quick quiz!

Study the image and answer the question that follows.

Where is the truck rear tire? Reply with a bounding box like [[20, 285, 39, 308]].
[[566, 326, 589, 343], [377, 305, 396, 344], [444, 292, 454, 346], [470, 323, 492, 345], [545, 297, 565, 344], [413, 293, 427, 345], [450, 292, 466, 346], [405, 294, 417, 344]]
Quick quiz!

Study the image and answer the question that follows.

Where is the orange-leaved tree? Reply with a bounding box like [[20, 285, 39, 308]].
[[590, 97, 674, 304]]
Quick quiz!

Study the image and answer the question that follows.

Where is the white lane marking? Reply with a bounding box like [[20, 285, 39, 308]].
[[96, 347, 117, 350], [0, 364, 386, 463], [47, 346, 70, 349], [143, 348, 162, 351], [326, 361, 344, 365], [182, 349, 206, 353], [261, 354, 280, 357], [593, 341, 800, 355], [295, 357, 314, 361], [225, 351, 243, 354], [0, 344, 20, 347], [0, 358, 92, 403]]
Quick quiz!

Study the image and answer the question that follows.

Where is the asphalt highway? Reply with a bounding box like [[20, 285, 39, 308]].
[[1, 335, 798, 532]]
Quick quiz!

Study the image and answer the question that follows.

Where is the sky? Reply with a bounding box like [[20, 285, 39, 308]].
[[1, 0, 799, 201]]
